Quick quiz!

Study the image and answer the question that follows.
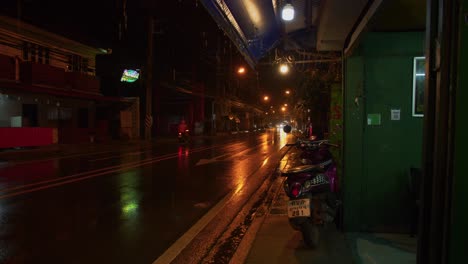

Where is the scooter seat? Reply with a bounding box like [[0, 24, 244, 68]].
[[281, 159, 332, 175]]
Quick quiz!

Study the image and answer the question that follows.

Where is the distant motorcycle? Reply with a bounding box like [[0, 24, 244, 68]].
[[178, 129, 190, 144]]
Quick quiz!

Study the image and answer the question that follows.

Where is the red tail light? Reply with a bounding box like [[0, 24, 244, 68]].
[[291, 183, 301, 197]]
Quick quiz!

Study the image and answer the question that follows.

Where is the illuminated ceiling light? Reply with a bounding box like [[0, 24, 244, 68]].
[[279, 64, 289, 74], [238, 67, 246, 74], [281, 3, 295, 21], [243, 0, 261, 25]]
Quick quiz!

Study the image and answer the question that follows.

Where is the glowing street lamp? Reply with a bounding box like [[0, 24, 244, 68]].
[[285, 90, 290, 95], [279, 63, 289, 74], [237, 67, 246, 74], [263, 95, 269, 101]]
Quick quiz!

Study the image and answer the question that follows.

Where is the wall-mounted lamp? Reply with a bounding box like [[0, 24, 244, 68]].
[[282, 3, 295, 21]]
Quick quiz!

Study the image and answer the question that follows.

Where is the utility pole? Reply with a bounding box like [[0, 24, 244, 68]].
[[145, 16, 154, 140]]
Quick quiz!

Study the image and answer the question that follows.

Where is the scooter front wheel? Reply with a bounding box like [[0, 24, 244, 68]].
[[301, 221, 319, 248]]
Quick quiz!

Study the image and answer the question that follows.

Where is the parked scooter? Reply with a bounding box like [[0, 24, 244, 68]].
[[295, 139, 335, 169], [281, 127, 340, 248]]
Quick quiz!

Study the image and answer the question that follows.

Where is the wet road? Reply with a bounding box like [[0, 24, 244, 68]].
[[0, 129, 289, 263]]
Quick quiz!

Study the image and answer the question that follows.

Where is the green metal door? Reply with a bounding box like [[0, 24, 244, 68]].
[[363, 56, 423, 231]]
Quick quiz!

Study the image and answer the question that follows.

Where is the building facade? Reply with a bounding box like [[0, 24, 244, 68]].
[[0, 15, 138, 148]]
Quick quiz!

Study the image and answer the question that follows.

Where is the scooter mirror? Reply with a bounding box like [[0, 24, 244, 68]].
[[283, 125, 292, 133]]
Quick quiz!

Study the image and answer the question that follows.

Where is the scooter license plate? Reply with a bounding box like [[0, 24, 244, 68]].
[[287, 198, 311, 218]]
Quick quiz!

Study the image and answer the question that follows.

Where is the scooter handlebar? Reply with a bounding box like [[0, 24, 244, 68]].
[[290, 138, 339, 148], [323, 142, 339, 148]]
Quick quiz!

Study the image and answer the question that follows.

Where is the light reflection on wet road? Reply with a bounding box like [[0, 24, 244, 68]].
[[0, 129, 289, 263]]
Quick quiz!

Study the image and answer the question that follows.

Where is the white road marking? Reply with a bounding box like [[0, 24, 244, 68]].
[[152, 190, 236, 264]]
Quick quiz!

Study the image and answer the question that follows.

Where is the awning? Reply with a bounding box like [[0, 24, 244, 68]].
[[199, 0, 324, 68], [200, 0, 425, 63]]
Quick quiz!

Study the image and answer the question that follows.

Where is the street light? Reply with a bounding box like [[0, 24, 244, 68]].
[[279, 63, 289, 74], [237, 66, 246, 75], [263, 95, 269, 101], [285, 90, 290, 95]]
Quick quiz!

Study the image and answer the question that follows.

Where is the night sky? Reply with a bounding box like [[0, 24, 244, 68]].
[[0, 1, 222, 75], [0, 0, 119, 48]]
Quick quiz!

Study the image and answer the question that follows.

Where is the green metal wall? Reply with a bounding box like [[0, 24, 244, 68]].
[[344, 32, 425, 231], [450, 1, 468, 262], [344, 56, 365, 231]]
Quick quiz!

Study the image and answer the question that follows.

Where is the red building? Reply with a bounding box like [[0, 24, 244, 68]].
[[0, 15, 139, 148]]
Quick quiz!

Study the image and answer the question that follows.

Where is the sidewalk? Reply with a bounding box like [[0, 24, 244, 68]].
[[234, 145, 417, 264]]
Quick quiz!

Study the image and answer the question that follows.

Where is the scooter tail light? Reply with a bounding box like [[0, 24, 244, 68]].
[[291, 183, 301, 198]]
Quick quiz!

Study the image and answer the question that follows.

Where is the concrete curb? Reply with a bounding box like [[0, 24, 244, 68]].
[[229, 173, 285, 264], [228, 146, 293, 264]]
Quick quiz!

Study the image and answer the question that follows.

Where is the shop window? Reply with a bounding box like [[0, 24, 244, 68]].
[[412, 57, 425, 117], [59, 108, 72, 120], [22, 104, 38, 127]]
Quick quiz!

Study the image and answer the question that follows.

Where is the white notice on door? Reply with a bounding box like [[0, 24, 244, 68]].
[[391, 109, 401, 120]]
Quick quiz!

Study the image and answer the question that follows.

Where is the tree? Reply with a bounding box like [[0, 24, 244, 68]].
[[292, 61, 341, 134]]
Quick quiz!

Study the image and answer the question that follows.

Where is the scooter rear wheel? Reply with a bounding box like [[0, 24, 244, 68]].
[[301, 222, 319, 248]]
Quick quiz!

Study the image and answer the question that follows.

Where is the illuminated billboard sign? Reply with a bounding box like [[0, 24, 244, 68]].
[[120, 69, 140, 83]]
